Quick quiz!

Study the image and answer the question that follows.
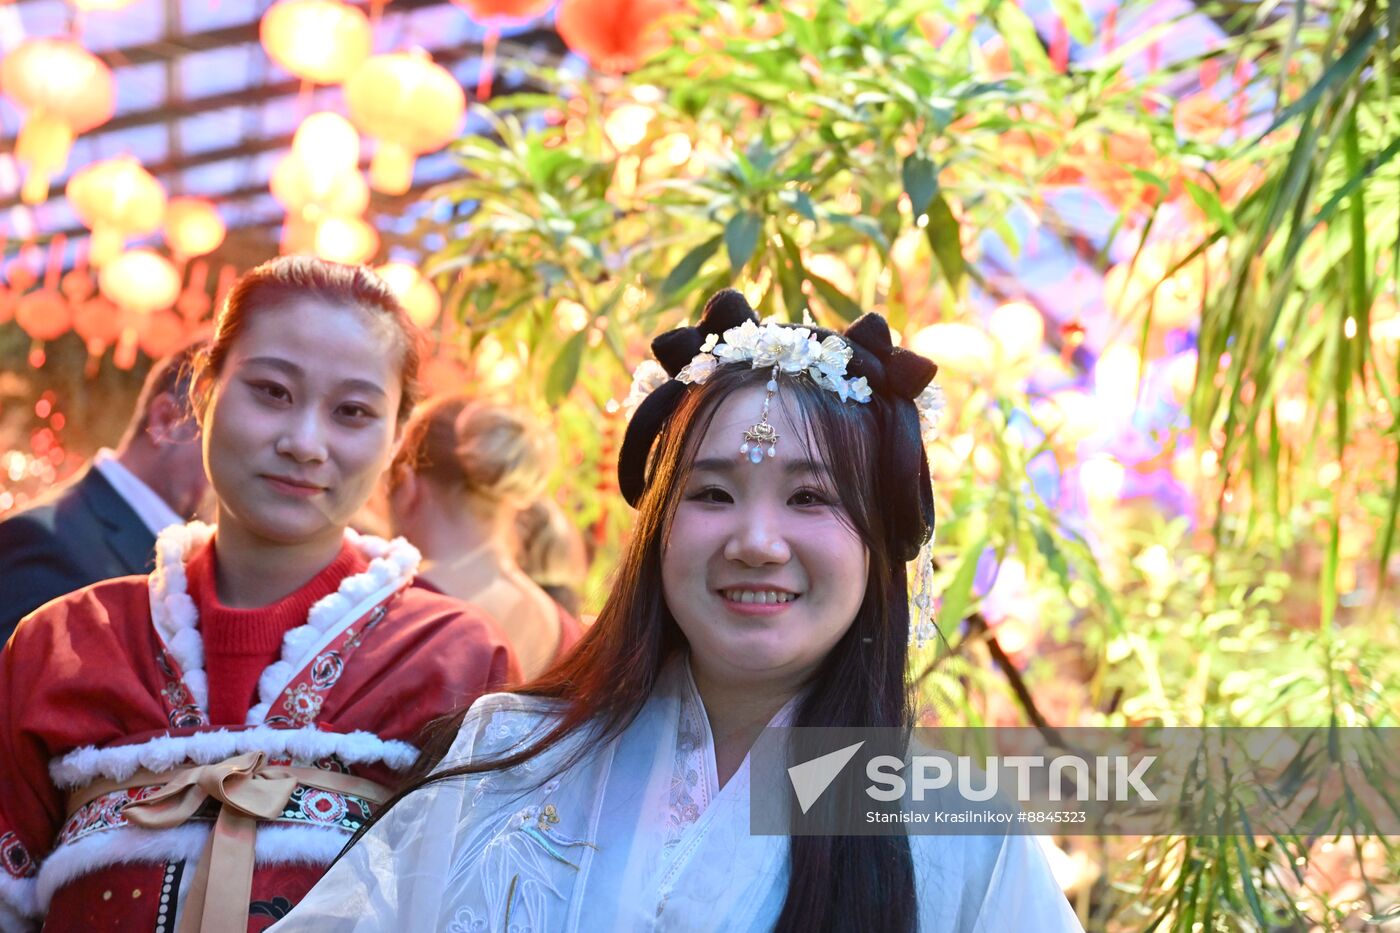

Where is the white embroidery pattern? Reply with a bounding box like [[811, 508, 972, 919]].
[[663, 684, 712, 855]]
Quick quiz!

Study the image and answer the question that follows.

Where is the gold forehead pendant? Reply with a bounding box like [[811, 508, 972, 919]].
[[738, 369, 780, 464]]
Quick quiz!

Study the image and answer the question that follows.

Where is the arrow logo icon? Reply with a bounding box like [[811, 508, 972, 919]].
[[788, 741, 865, 814]]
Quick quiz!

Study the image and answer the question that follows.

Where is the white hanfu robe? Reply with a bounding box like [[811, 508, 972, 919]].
[[273, 659, 1082, 932]]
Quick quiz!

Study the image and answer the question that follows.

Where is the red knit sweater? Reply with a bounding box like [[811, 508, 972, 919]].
[[186, 539, 367, 726]]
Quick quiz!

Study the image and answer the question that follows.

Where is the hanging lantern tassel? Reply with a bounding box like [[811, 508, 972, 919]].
[[477, 27, 499, 101], [1, 38, 116, 205], [369, 143, 414, 196], [16, 111, 75, 205]]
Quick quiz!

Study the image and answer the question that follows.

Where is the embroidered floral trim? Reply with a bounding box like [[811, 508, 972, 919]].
[[663, 690, 711, 855], [0, 832, 36, 881], [55, 774, 377, 849], [146, 522, 421, 726]]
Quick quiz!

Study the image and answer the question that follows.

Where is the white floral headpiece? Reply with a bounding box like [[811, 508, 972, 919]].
[[615, 316, 946, 443]]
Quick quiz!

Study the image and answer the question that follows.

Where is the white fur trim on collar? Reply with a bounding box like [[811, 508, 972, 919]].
[[49, 725, 420, 789], [35, 823, 350, 912], [147, 522, 421, 726]]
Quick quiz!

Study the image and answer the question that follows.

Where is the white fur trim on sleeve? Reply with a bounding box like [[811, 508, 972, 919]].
[[0, 874, 36, 932]]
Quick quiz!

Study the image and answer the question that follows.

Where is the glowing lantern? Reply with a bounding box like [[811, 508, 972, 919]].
[[1, 38, 116, 204], [67, 157, 168, 267], [345, 51, 466, 195], [449, 0, 553, 20], [909, 322, 995, 377], [314, 216, 379, 264], [988, 301, 1044, 365], [292, 112, 361, 176], [259, 0, 371, 85], [271, 156, 369, 219], [99, 249, 181, 316], [139, 310, 187, 359], [555, 0, 678, 73], [164, 198, 225, 259], [375, 262, 440, 328], [15, 290, 72, 341], [72, 296, 124, 354]]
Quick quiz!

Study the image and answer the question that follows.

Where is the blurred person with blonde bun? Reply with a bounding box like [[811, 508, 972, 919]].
[[515, 496, 590, 619], [389, 396, 582, 678]]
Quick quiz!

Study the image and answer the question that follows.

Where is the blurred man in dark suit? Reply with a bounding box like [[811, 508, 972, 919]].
[[0, 342, 209, 643]]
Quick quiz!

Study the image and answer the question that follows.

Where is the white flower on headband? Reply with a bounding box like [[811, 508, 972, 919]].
[[915, 383, 946, 442], [612, 358, 669, 420], [676, 353, 718, 386], [617, 317, 941, 440]]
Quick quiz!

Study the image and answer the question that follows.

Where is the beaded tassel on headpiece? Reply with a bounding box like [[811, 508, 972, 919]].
[[739, 368, 781, 463]]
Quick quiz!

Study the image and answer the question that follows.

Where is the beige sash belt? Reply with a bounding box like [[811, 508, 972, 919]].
[[66, 751, 388, 933]]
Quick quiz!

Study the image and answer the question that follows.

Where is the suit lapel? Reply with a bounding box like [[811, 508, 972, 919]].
[[77, 468, 160, 575]]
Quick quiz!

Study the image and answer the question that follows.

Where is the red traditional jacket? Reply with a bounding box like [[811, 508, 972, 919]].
[[0, 522, 519, 932]]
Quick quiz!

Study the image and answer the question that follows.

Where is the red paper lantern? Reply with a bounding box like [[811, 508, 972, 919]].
[[0, 38, 116, 204], [71, 296, 124, 353], [449, 0, 552, 20], [138, 310, 187, 359], [556, 0, 678, 73], [15, 290, 72, 342]]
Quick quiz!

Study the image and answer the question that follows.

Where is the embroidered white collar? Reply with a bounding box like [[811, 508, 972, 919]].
[[147, 521, 421, 726]]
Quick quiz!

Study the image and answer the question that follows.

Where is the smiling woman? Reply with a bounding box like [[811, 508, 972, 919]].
[[274, 289, 1081, 932], [0, 257, 519, 933]]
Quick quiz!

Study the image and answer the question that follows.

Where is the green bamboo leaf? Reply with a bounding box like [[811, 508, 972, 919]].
[[661, 234, 723, 297], [922, 194, 965, 291], [939, 534, 988, 636], [807, 272, 864, 323], [1048, 0, 1094, 45], [1379, 443, 1400, 582], [1032, 525, 1070, 590], [1183, 179, 1237, 234], [1320, 497, 1340, 634], [902, 153, 938, 214], [725, 210, 763, 272], [1255, 24, 1379, 141], [544, 330, 586, 407], [1234, 815, 1271, 927]]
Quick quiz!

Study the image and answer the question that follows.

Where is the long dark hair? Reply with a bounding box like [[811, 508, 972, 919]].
[[359, 361, 920, 932]]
